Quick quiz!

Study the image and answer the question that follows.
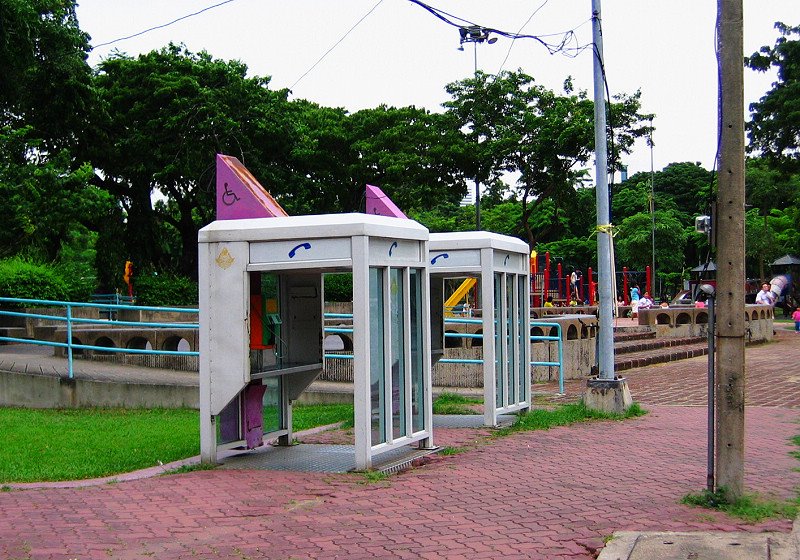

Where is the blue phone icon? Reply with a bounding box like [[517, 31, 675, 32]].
[[288, 242, 312, 258]]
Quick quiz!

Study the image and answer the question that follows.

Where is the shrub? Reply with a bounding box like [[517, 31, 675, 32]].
[[134, 273, 198, 307], [324, 273, 353, 302], [0, 258, 70, 303]]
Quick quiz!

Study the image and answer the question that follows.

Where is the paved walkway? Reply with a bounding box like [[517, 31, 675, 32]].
[[1, 329, 799, 559]]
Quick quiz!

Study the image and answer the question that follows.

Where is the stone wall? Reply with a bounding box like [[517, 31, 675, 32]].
[[637, 304, 773, 342]]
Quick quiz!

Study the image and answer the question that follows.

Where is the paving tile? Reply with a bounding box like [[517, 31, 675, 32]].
[[2, 330, 800, 559]]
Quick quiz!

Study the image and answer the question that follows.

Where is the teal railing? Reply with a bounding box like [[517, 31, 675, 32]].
[[0, 297, 199, 379], [322, 313, 565, 393]]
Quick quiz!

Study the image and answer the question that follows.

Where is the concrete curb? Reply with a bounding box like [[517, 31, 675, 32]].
[[597, 514, 800, 560]]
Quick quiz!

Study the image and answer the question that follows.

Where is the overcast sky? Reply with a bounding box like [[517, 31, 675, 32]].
[[76, 1, 800, 177]]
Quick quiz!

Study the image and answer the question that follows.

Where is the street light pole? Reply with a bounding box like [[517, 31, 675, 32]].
[[650, 119, 656, 298], [459, 26, 496, 231]]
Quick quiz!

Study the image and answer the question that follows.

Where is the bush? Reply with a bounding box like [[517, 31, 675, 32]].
[[0, 258, 70, 303], [134, 273, 198, 306], [324, 273, 353, 302]]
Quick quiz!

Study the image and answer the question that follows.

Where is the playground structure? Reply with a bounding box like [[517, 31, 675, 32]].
[[531, 251, 602, 307]]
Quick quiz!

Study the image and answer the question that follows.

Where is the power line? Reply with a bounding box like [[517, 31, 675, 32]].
[[92, 0, 240, 49], [496, 0, 550, 74], [290, 0, 386, 91], [406, 0, 588, 57]]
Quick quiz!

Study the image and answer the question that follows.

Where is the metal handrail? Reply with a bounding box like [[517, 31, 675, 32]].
[[322, 312, 565, 394], [0, 297, 199, 379]]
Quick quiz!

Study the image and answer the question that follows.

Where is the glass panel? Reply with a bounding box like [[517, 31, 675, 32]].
[[410, 269, 424, 432], [494, 272, 504, 408], [506, 273, 515, 405], [390, 268, 406, 439], [518, 275, 527, 403], [369, 267, 386, 445], [262, 377, 282, 434]]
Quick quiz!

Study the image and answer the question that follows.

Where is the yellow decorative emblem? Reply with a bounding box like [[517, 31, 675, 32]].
[[216, 248, 235, 269]]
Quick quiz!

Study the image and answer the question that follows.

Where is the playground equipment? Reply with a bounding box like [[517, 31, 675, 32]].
[[429, 232, 531, 427], [443, 278, 477, 315], [198, 213, 434, 469], [531, 251, 598, 306]]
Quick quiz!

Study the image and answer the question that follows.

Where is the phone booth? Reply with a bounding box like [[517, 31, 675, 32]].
[[429, 232, 531, 426], [198, 213, 433, 470]]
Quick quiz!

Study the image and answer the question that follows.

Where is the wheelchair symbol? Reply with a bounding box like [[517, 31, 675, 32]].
[[222, 182, 240, 206]]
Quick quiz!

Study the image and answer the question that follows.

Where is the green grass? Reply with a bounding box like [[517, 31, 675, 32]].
[[292, 403, 354, 431], [496, 401, 646, 436], [433, 392, 483, 415], [0, 403, 356, 483], [0, 407, 200, 483], [681, 488, 800, 523], [359, 470, 390, 484], [439, 446, 466, 456], [160, 462, 217, 476]]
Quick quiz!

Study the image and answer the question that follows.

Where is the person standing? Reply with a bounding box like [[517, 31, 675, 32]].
[[630, 284, 641, 318], [755, 282, 776, 306], [792, 307, 800, 333], [570, 270, 579, 301]]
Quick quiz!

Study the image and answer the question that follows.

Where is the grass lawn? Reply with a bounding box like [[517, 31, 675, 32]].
[[0, 403, 355, 483]]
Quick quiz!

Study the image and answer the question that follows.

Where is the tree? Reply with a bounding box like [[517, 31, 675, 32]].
[[91, 44, 297, 277], [0, 0, 94, 152], [746, 22, 800, 174], [614, 210, 688, 275], [0, 126, 113, 262], [745, 157, 800, 278], [443, 70, 652, 246], [289, 102, 470, 215]]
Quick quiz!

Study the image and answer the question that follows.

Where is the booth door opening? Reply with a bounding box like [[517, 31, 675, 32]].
[[370, 266, 426, 449], [494, 272, 529, 413]]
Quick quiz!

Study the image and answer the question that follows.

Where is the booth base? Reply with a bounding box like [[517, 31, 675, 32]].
[[433, 414, 516, 428], [218, 443, 438, 473]]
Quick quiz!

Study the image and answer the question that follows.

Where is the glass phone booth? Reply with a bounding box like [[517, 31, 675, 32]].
[[198, 214, 433, 470], [428, 232, 531, 426]]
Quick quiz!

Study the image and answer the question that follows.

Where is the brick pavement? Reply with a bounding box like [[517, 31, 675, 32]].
[[1, 327, 799, 559]]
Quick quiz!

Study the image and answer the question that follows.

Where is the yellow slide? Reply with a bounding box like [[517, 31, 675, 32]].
[[445, 278, 477, 312]]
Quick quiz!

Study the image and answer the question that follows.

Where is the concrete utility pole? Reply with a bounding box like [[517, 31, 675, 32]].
[[715, 0, 746, 500], [585, 0, 631, 412]]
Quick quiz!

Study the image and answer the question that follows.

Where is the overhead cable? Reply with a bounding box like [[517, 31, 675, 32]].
[[91, 0, 239, 49]]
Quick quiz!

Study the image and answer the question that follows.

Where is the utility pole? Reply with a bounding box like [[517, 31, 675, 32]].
[[584, 0, 631, 412], [715, 0, 745, 500], [591, 0, 614, 380]]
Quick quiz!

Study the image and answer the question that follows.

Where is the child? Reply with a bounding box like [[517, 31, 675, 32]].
[[793, 307, 800, 333]]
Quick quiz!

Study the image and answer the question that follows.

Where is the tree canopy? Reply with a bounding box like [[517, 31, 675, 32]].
[[0, 4, 798, 302], [746, 22, 800, 174]]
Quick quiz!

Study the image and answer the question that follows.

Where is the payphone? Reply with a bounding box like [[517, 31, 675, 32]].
[[199, 213, 434, 469]]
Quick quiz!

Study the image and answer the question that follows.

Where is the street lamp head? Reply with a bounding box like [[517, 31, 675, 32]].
[[487, 36, 497, 44]]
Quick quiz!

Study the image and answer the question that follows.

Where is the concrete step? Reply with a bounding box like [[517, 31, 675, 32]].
[[614, 336, 706, 356], [0, 327, 28, 342], [613, 330, 656, 343], [614, 341, 708, 372]]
